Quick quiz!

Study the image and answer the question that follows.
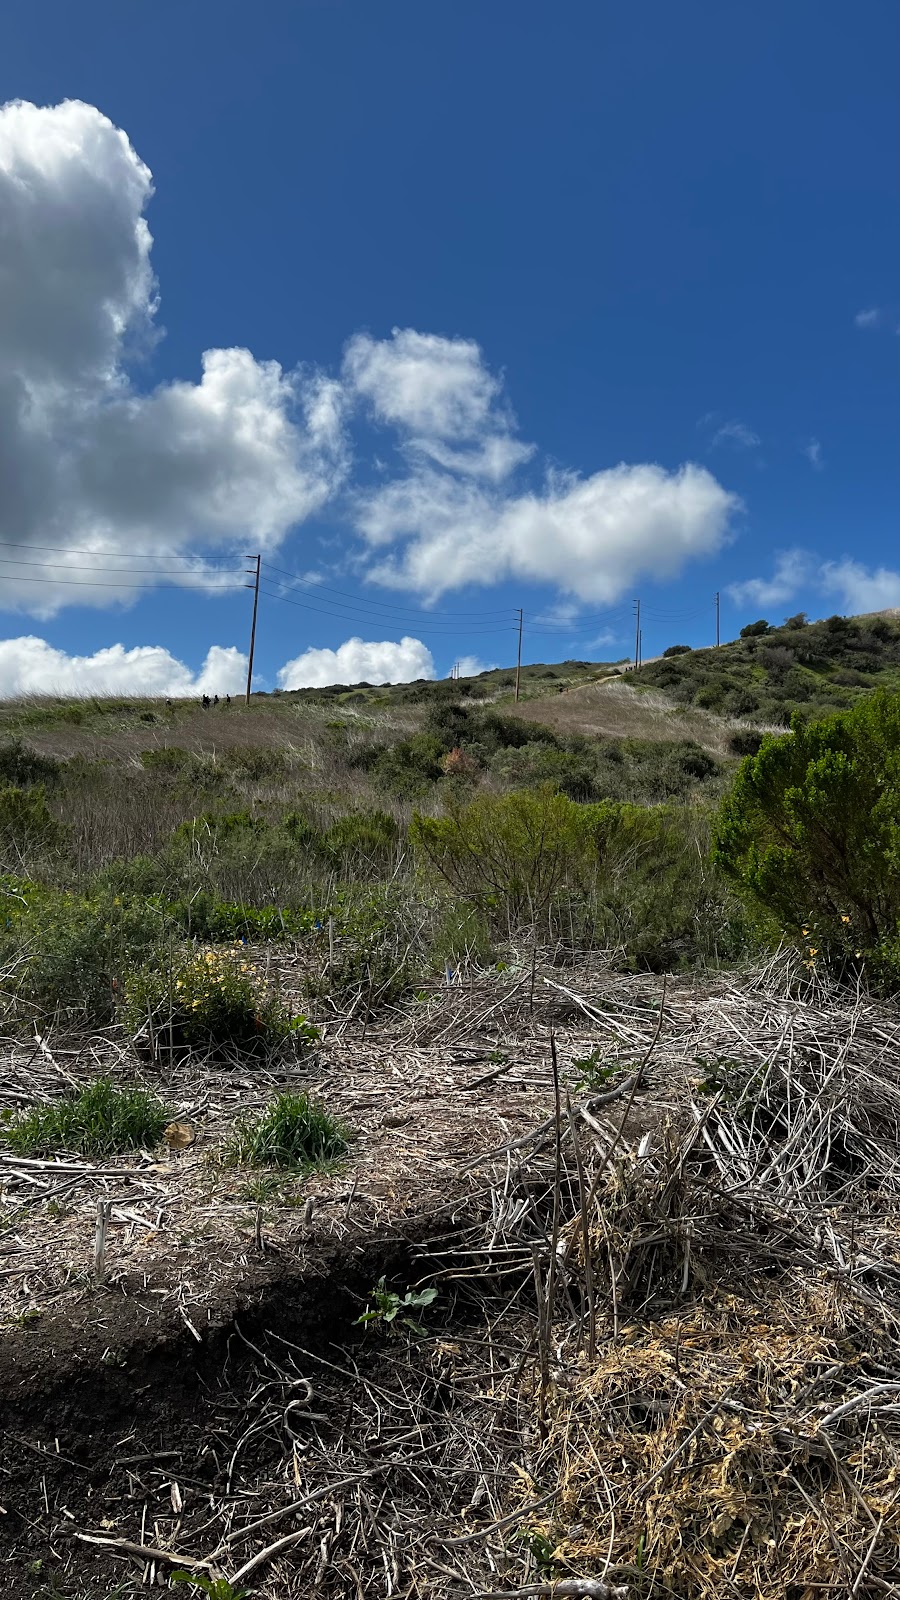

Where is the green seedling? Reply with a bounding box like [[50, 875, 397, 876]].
[[356, 1275, 438, 1334]]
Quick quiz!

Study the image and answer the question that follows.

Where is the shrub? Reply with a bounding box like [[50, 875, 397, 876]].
[[124, 947, 317, 1057], [322, 808, 400, 871], [306, 888, 420, 1012], [2, 1077, 170, 1157], [715, 690, 900, 980], [223, 1091, 348, 1169], [0, 888, 172, 1027], [663, 644, 692, 657], [728, 729, 765, 758], [0, 785, 61, 866], [162, 893, 309, 942], [412, 787, 594, 927], [0, 738, 60, 787], [740, 619, 770, 638]]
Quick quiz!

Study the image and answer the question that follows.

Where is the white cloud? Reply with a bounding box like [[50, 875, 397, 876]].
[[820, 560, 900, 615], [803, 438, 824, 469], [854, 308, 881, 328], [0, 636, 246, 698], [728, 550, 812, 610], [343, 327, 533, 482], [356, 462, 738, 602], [277, 635, 434, 689], [711, 419, 761, 450], [455, 655, 492, 678], [0, 98, 346, 616]]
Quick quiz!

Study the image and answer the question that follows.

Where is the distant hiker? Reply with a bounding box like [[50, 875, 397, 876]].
[[201, 693, 210, 708], [225, 694, 232, 707], [214, 694, 219, 706]]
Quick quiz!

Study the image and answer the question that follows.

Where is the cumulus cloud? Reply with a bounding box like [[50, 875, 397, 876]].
[[0, 637, 246, 698], [454, 655, 492, 678], [343, 327, 533, 482], [356, 462, 738, 602], [728, 550, 813, 610], [820, 560, 900, 615], [277, 635, 434, 689], [0, 98, 346, 615]]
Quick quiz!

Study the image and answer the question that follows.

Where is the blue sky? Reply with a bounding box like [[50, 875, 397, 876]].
[[0, 0, 897, 694]]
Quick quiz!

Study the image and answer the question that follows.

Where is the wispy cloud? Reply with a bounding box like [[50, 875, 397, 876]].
[[728, 550, 813, 610], [698, 413, 761, 451], [803, 438, 824, 470], [712, 419, 761, 450], [854, 307, 882, 329]]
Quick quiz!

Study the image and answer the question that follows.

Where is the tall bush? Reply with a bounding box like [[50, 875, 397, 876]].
[[715, 690, 900, 978]]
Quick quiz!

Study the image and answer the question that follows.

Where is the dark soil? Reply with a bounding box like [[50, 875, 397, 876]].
[[0, 1221, 451, 1599]]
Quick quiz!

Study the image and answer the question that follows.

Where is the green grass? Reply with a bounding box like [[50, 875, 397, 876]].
[[223, 1091, 349, 1170], [1, 1077, 171, 1157]]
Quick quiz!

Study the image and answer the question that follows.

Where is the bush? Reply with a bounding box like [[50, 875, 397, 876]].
[[0, 785, 61, 866], [715, 690, 900, 980], [124, 947, 317, 1057], [412, 787, 595, 927], [663, 644, 692, 657], [223, 1092, 348, 1169], [0, 888, 172, 1027], [162, 893, 310, 942], [322, 808, 400, 871], [306, 888, 420, 1013], [2, 1077, 170, 1157], [0, 738, 60, 788], [740, 619, 770, 638]]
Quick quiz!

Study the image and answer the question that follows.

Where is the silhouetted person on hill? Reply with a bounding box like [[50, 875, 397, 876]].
[[201, 693, 210, 708]]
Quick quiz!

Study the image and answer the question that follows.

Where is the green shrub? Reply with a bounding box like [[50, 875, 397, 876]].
[[161, 893, 309, 942], [370, 733, 445, 796], [0, 785, 61, 865], [223, 1091, 348, 1169], [124, 947, 316, 1057], [0, 738, 61, 787], [306, 888, 420, 1013], [2, 1077, 170, 1157], [740, 619, 770, 638], [412, 787, 596, 927], [716, 690, 900, 980], [0, 888, 172, 1027], [322, 808, 400, 871]]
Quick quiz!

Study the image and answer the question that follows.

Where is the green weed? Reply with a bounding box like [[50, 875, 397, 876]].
[[356, 1275, 438, 1334], [2, 1077, 170, 1158], [223, 1092, 349, 1170]]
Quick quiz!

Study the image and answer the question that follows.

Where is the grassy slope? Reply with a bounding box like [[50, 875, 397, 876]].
[[630, 611, 900, 725]]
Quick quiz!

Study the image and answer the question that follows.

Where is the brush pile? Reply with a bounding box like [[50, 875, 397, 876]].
[[458, 960, 900, 1597]]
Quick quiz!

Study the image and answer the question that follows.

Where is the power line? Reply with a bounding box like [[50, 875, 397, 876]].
[[0, 538, 236, 564], [0, 571, 245, 591], [0, 554, 242, 576], [261, 561, 517, 621], [259, 585, 517, 636]]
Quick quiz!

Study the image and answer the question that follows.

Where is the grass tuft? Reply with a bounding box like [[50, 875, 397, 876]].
[[2, 1077, 170, 1158], [223, 1091, 349, 1170]]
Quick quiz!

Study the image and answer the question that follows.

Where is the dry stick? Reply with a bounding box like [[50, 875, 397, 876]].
[[71, 1532, 212, 1571], [441, 1486, 560, 1548], [93, 1199, 111, 1283], [229, 1523, 314, 1585], [565, 1092, 596, 1362], [471, 1583, 629, 1600]]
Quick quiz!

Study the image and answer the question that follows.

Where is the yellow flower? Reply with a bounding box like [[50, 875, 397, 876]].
[[841, 915, 851, 924], [193, 999, 201, 1008], [808, 947, 818, 957], [802, 927, 809, 936], [855, 950, 862, 958]]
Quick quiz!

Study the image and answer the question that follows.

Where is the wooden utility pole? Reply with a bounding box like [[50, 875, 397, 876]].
[[715, 590, 721, 647], [633, 598, 641, 670], [514, 608, 524, 702], [245, 553, 261, 706]]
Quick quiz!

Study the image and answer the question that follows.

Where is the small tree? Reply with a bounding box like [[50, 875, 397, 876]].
[[739, 619, 770, 639], [715, 690, 900, 978]]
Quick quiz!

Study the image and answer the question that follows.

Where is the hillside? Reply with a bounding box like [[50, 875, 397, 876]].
[[631, 610, 900, 724]]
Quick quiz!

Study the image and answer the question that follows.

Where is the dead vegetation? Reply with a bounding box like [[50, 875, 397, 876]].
[[3, 955, 900, 1597]]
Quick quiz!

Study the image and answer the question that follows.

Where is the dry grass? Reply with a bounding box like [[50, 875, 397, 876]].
[[6, 956, 900, 1596], [504, 677, 747, 755]]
